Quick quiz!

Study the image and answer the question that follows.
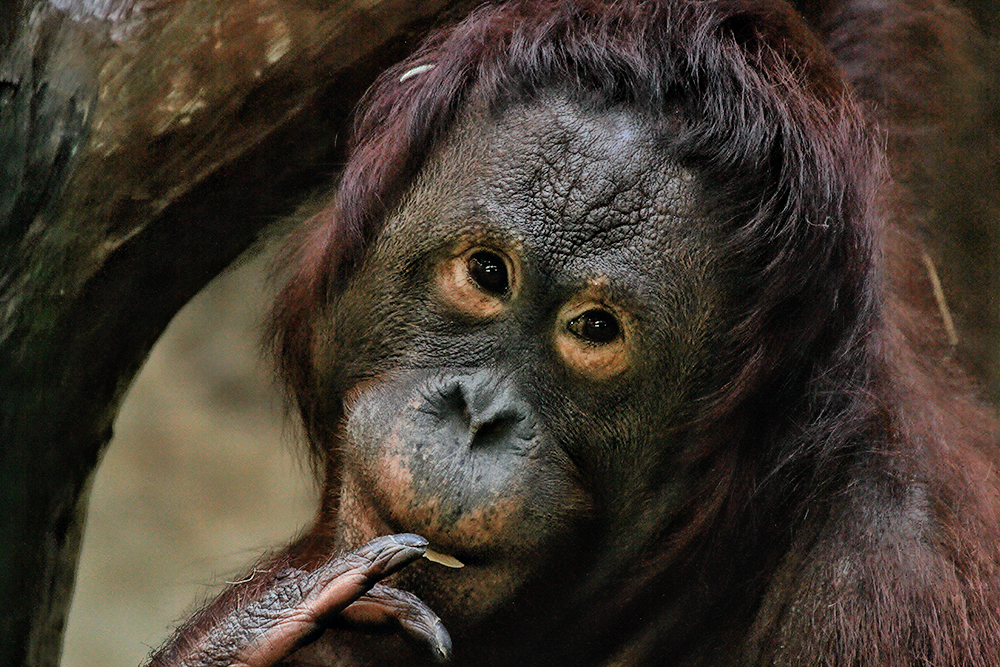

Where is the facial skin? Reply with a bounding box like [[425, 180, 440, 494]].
[[299, 90, 727, 659]]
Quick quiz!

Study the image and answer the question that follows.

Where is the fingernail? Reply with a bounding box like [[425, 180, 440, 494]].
[[432, 620, 453, 663], [390, 533, 429, 549]]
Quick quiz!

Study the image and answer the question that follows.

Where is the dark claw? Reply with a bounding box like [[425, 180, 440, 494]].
[[390, 533, 430, 548], [430, 619, 453, 664], [340, 582, 452, 663]]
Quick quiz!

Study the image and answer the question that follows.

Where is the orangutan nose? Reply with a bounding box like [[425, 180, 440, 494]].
[[425, 371, 536, 450]]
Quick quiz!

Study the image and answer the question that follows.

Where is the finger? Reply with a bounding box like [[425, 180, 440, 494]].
[[147, 534, 431, 667], [340, 583, 452, 663], [237, 533, 429, 667], [305, 533, 431, 619]]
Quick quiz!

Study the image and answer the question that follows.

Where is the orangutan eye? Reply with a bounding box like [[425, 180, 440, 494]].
[[437, 247, 518, 319], [467, 251, 510, 296], [568, 309, 621, 345]]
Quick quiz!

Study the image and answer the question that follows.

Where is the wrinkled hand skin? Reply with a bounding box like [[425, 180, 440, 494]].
[[145, 534, 451, 667]]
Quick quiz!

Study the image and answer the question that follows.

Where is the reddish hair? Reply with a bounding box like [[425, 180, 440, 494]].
[[272, 0, 880, 459]]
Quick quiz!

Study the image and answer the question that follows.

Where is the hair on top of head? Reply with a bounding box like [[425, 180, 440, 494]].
[[272, 0, 882, 453]]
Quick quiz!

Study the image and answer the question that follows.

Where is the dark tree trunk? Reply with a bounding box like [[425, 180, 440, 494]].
[[0, 2, 474, 665]]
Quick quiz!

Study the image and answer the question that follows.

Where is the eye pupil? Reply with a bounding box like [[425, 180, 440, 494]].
[[570, 310, 621, 344], [468, 251, 509, 295]]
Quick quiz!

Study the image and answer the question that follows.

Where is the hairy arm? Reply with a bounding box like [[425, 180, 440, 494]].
[[146, 534, 450, 667]]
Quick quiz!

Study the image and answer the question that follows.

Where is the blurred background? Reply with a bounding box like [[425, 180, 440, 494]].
[[61, 249, 317, 667]]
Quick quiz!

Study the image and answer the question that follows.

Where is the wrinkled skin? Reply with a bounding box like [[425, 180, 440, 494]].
[[305, 94, 723, 662], [312, 92, 714, 648], [147, 93, 727, 666]]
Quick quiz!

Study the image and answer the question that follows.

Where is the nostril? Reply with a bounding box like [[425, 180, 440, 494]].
[[422, 373, 535, 450], [421, 380, 470, 425], [469, 410, 526, 448], [442, 383, 469, 422]]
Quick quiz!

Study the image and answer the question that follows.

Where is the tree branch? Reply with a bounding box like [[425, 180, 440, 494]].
[[0, 1, 474, 665]]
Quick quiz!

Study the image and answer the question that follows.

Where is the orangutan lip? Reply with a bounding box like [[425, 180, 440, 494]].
[[423, 547, 466, 568]]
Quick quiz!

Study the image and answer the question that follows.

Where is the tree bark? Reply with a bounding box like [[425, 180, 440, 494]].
[[0, 1, 473, 665]]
